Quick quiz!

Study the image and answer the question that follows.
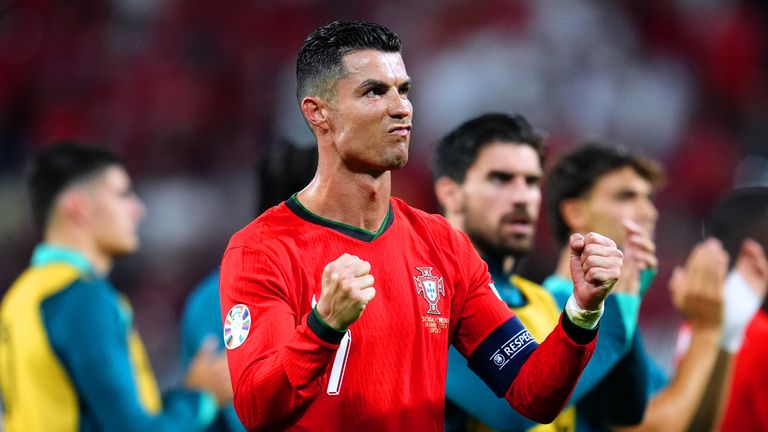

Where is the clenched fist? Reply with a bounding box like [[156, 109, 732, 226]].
[[569, 232, 624, 311], [315, 253, 376, 330]]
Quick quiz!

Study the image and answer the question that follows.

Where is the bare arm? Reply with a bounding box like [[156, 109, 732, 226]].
[[615, 239, 728, 432], [686, 349, 733, 432]]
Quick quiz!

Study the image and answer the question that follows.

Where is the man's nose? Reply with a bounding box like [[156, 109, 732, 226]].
[[389, 94, 412, 119]]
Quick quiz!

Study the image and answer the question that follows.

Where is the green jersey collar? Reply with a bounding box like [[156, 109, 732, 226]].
[[286, 193, 394, 242], [31, 243, 95, 276]]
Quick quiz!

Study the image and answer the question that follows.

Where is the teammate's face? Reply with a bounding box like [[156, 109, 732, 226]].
[[85, 166, 145, 257], [329, 50, 412, 174], [460, 142, 542, 258], [579, 166, 657, 246]]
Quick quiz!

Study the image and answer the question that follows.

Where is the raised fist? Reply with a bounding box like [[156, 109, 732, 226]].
[[315, 253, 376, 330], [569, 232, 624, 311]]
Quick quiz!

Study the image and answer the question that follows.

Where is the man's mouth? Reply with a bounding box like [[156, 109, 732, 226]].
[[501, 214, 533, 233], [388, 124, 412, 136]]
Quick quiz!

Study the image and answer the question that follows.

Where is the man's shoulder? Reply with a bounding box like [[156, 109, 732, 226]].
[[510, 274, 561, 314], [226, 202, 298, 251], [542, 274, 573, 292], [391, 197, 456, 237], [511, 274, 547, 292], [2, 264, 111, 312]]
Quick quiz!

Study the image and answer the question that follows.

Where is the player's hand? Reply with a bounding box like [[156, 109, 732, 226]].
[[316, 253, 376, 330], [734, 238, 768, 299], [613, 219, 657, 295], [185, 337, 233, 406], [669, 238, 728, 331], [569, 232, 623, 311]]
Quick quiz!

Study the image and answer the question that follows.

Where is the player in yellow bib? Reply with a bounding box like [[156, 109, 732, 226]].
[[0, 143, 231, 431], [434, 114, 647, 432]]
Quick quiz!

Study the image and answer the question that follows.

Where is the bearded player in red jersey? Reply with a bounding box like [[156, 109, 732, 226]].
[[219, 20, 623, 431]]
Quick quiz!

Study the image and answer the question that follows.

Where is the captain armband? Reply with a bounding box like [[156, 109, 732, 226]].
[[467, 316, 538, 397]]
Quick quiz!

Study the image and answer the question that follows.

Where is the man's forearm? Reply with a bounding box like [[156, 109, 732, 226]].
[[686, 349, 733, 432], [505, 314, 596, 424], [615, 328, 721, 432]]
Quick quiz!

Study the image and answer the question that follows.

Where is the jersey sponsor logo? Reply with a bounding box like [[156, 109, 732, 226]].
[[223, 304, 251, 350], [489, 329, 535, 370], [414, 266, 445, 315]]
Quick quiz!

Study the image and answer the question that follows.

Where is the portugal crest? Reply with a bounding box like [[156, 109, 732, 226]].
[[414, 267, 446, 315]]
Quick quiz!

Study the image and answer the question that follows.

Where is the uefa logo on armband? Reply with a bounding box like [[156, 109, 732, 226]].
[[224, 304, 251, 350]]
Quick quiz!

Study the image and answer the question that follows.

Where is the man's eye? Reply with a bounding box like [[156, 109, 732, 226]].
[[489, 174, 512, 185], [365, 88, 385, 98], [526, 176, 541, 186]]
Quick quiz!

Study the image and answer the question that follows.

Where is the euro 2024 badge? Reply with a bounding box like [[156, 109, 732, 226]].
[[414, 267, 449, 334], [224, 304, 251, 350]]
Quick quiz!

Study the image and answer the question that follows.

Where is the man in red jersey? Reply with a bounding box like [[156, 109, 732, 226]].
[[707, 187, 768, 432], [219, 20, 623, 431]]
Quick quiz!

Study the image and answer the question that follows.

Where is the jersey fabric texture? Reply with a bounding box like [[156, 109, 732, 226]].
[[446, 258, 641, 432], [220, 197, 598, 431], [542, 274, 660, 432], [720, 309, 768, 432], [181, 270, 246, 432], [0, 244, 216, 432]]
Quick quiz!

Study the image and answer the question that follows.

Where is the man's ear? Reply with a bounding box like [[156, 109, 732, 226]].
[[300, 96, 331, 134], [434, 177, 463, 215], [56, 188, 90, 226], [560, 198, 588, 234], [735, 238, 768, 296]]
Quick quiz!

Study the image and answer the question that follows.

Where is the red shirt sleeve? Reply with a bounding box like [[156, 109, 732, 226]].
[[219, 245, 339, 430], [449, 228, 597, 423]]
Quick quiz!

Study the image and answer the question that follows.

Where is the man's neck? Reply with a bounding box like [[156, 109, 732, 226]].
[[297, 162, 392, 233], [444, 214, 518, 276], [45, 226, 112, 275]]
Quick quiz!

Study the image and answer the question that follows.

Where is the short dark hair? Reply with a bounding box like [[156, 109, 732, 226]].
[[257, 140, 318, 214], [26, 142, 123, 232], [432, 113, 544, 183], [545, 144, 664, 246], [296, 20, 401, 102], [705, 187, 768, 266]]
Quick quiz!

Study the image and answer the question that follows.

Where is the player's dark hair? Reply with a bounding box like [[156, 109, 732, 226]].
[[26, 142, 123, 232], [296, 20, 401, 102], [432, 113, 544, 183], [545, 144, 664, 247], [257, 140, 318, 214], [705, 186, 768, 268]]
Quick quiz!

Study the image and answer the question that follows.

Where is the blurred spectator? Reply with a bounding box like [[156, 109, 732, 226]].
[[544, 144, 732, 431], [703, 187, 768, 432], [0, 142, 231, 431], [433, 114, 647, 431]]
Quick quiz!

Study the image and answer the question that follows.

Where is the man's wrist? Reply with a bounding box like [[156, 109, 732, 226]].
[[721, 270, 761, 353], [565, 295, 604, 330], [307, 306, 347, 345]]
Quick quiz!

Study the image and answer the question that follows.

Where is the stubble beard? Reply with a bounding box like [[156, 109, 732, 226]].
[[464, 210, 534, 260]]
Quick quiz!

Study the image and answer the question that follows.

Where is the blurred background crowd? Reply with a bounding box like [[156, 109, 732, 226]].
[[1, 0, 768, 389]]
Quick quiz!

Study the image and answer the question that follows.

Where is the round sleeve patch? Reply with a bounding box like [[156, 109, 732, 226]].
[[223, 304, 251, 350]]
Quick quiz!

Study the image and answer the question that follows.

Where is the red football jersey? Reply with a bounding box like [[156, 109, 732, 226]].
[[721, 309, 768, 432], [220, 197, 595, 431]]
